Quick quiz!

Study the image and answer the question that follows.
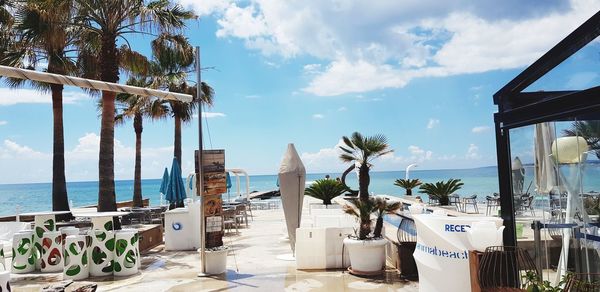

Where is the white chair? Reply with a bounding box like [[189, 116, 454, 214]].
[[41, 231, 63, 273], [64, 234, 89, 280]]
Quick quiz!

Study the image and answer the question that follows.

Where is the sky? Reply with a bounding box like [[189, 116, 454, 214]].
[[1, 0, 600, 184]]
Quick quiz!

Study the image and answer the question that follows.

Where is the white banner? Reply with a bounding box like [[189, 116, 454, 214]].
[[413, 214, 503, 292]]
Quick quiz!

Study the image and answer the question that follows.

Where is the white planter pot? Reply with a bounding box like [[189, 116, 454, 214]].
[[199, 248, 228, 275], [343, 237, 387, 275]]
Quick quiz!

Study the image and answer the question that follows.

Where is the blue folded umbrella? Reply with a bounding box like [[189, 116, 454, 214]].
[[166, 158, 186, 205], [159, 168, 169, 194]]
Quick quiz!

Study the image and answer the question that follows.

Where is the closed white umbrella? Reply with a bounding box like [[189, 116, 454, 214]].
[[534, 123, 560, 194], [278, 143, 306, 255]]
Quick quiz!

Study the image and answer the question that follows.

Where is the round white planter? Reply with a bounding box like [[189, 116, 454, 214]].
[[200, 248, 229, 275], [343, 237, 387, 275]]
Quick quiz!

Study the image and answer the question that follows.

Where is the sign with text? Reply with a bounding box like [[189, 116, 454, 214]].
[[195, 149, 226, 248], [196, 150, 227, 196]]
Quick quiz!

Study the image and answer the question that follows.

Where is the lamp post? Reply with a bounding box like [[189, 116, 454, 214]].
[[196, 46, 206, 276], [405, 164, 418, 180]]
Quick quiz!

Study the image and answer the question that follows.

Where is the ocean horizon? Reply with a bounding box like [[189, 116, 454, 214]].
[[2, 164, 600, 217]]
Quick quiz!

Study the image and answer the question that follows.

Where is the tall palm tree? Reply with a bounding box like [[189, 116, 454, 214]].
[[149, 33, 214, 166], [115, 77, 168, 207], [564, 120, 600, 159], [339, 132, 393, 202], [73, 0, 195, 211], [1, 0, 78, 217]]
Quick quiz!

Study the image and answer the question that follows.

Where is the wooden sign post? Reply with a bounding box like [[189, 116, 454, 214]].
[[195, 149, 226, 248]]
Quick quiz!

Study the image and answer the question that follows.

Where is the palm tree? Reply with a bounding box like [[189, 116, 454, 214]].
[[305, 179, 348, 205], [394, 178, 422, 196], [73, 0, 195, 211], [339, 132, 393, 202], [343, 198, 377, 240], [1, 0, 78, 218], [148, 33, 214, 166], [373, 197, 402, 238], [419, 179, 464, 206], [563, 121, 600, 159], [115, 77, 168, 207]]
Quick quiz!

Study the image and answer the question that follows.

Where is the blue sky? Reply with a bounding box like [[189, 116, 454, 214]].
[[1, 0, 600, 184]]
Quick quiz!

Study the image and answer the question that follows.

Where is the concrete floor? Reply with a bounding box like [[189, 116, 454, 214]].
[[11, 201, 417, 292]]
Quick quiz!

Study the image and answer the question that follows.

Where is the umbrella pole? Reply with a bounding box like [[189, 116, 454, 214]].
[[196, 46, 207, 276]]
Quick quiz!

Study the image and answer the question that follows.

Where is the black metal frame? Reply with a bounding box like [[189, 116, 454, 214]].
[[494, 10, 600, 246]]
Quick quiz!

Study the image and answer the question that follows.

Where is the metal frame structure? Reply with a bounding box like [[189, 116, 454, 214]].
[[494, 10, 600, 246]]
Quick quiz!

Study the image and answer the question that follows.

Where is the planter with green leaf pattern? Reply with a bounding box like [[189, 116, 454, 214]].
[[114, 230, 139, 277], [88, 229, 114, 277], [11, 230, 34, 273], [64, 234, 89, 280]]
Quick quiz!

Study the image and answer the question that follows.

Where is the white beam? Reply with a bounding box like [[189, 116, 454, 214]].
[[0, 65, 192, 102]]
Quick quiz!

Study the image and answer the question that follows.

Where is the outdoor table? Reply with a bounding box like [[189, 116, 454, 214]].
[[72, 211, 130, 232], [19, 210, 71, 270]]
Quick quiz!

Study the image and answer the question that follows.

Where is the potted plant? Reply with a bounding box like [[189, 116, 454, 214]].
[[372, 197, 402, 238], [418, 179, 463, 206], [393, 178, 422, 196], [305, 179, 348, 206], [338, 132, 393, 276]]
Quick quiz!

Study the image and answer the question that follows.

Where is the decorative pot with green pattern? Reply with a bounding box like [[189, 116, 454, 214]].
[[33, 215, 56, 270], [11, 230, 35, 273], [113, 230, 139, 277], [64, 234, 89, 280], [40, 231, 63, 273], [88, 230, 114, 277]]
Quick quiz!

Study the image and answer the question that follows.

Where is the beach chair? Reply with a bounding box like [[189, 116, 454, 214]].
[[520, 195, 535, 216], [427, 195, 439, 205], [235, 205, 249, 228], [461, 195, 478, 213], [222, 208, 238, 234], [486, 195, 500, 216]]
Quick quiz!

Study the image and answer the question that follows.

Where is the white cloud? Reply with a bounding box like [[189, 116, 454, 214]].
[[0, 133, 182, 184], [245, 94, 260, 99], [466, 144, 481, 160], [407, 145, 433, 162], [312, 113, 324, 119], [0, 88, 88, 106], [176, 0, 231, 17], [207, 0, 600, 96], [427, 118, 439, 129], [472, 126, 491, 133], [337, 106, 347, 112], [193, 112, 227, 118], [0, 121, 7, 126]]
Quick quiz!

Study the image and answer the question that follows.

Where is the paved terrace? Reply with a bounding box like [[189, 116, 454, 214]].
[[12, 197, 418, 292]]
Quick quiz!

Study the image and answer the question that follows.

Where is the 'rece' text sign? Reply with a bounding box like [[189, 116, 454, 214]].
[[444, 224, 470, 232]]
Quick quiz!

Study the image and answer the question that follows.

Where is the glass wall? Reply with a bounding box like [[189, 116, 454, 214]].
[[508, 120, 600, 284]]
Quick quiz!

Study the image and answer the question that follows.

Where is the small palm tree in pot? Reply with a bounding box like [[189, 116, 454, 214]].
[[339, 132, 393, 276], [305, 179, 348, 205], [419, 179, 464, 206], [394, 179, 422, 196]]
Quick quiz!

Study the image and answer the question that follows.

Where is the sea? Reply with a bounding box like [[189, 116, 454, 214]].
[[2, 165, 600, 216]]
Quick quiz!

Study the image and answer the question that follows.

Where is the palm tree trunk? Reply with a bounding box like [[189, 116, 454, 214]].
[[406, 188, 412, 196], [51, 83, 71, 216], [98, 34, 119, 212], [358, 164, 370, 202], [174, 115, 182, 166], [373, 217, 383, 238], [133, 113, 143, 207]]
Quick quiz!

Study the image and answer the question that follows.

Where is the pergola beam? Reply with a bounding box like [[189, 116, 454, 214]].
[[0, 65, 192, 102]]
